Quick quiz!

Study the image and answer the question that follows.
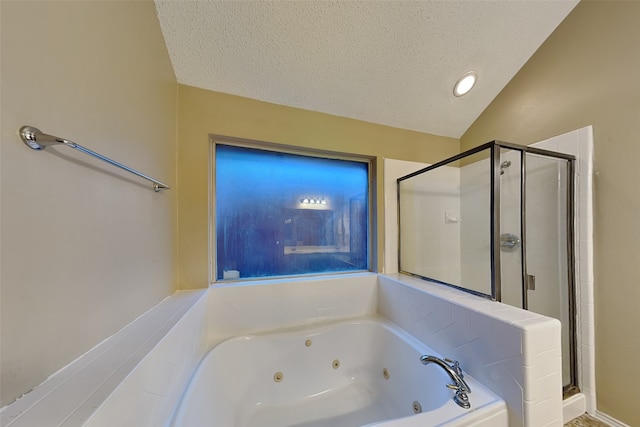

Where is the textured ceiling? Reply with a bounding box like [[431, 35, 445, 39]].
[[155, 1, 578, 139]]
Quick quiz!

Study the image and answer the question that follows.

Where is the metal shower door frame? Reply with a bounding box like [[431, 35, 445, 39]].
[[495, 141, 577, 395]]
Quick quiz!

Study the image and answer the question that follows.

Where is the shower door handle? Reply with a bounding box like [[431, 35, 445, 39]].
[[526, 274, 536, 291]]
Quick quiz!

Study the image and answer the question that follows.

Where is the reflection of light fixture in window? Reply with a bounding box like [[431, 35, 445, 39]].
[[300, 197, 328, 205]]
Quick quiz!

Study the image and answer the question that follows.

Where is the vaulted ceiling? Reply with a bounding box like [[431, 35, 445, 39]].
[[155, 1, 578, 138]]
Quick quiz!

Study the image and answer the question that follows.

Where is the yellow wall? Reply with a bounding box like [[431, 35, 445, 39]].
[[0, 1, 177, 406], [176, 85, 459, 289], [461, 1, 640, 424]]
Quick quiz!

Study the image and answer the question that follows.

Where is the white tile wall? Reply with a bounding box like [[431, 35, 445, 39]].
[[0, 290, 207, 427], [1, 272, 568, 427], [83, 292, 208, 427], [207, 272, 378, 342], [378, 274, 563, 427]]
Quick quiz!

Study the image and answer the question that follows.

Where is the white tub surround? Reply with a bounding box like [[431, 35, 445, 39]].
[[202, 273, 561, 427], [379, 274, 563, 427], [206, 272, 379, 342], [172, 317, 507, 427], [0, 290, 207, 427], [1, 273, 563, 427]]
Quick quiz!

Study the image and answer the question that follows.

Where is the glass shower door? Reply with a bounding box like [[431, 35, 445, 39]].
[[523, 153, 575, 389], [398, 140, 577, 395]]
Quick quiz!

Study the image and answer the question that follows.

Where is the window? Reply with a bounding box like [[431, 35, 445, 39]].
[[214, 142, 370, 281]]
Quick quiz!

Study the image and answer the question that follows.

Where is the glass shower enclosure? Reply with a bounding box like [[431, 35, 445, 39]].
[[397, 141, 577, 394]]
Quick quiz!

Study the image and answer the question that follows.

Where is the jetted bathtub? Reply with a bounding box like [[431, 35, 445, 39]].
[[171, 317, 507, 427]]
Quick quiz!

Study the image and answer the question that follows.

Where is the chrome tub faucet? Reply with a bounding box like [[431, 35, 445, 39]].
[[420, 355, 471, 409]]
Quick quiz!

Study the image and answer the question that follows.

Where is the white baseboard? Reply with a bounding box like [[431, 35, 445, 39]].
[[595, 410, 631, 427], [563, 394, 586, 424]]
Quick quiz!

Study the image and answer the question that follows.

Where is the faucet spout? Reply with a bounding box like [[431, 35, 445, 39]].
[[420, 355, 472, 409]]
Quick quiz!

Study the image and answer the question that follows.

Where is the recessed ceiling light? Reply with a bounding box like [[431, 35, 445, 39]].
[[453, 71, 477, 97]]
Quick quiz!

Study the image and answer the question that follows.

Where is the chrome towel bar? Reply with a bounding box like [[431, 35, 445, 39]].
[[19, 126, 170, 192]]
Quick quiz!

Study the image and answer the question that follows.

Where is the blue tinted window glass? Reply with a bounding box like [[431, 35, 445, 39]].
[[216, 144, 369, 280]]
